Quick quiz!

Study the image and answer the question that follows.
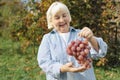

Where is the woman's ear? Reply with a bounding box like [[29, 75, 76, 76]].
[[69, 16, 72, 22], [69, 18, 71, 22]]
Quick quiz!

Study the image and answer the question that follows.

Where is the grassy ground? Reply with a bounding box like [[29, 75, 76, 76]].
[[95, 67, 120, 80], [0, 37, 120, 80], [0, 37, 46, 80]]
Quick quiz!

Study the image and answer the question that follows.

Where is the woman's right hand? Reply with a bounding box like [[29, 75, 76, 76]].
[[60, 62, 87, 73]]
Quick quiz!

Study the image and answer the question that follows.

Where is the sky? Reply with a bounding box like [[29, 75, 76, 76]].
[[21, 0, 41, 11], [21, 0, 41, 3]]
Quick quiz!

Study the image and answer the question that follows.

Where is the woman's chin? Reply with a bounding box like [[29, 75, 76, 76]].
[[60, 28, 69, 33]]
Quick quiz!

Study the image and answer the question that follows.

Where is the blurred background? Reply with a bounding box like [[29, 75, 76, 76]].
[[0, 0, 120, 80]]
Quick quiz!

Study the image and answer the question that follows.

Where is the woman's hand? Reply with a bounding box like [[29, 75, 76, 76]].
[[78, 27, 99, 52], [78, 27, 94, 41], [60, 62, 87, 73]]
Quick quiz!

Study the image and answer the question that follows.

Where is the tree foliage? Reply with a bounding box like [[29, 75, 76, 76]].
[[0, 0, 120, 67]]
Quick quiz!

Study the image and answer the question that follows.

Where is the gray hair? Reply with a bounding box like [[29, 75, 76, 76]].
[[46, 2, 71, 29]]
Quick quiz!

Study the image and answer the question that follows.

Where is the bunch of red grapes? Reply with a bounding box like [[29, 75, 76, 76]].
[[66, 39, 92, 69]]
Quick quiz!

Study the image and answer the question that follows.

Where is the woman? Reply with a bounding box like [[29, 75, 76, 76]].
[[37, 1, 107, 80]]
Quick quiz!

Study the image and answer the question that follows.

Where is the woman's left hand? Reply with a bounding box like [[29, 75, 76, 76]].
[[79, 27, 99, 52], [78, 27, 94, 41]]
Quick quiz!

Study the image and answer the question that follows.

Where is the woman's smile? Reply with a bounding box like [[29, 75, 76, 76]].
[[59, 23, 67, 27]]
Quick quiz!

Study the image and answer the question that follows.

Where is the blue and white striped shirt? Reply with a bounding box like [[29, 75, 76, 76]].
[[37, 27, 107, 80]]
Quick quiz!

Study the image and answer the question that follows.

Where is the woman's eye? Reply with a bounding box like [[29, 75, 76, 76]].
[[63, 15, 66, 17], [55, 17, 60, 19]]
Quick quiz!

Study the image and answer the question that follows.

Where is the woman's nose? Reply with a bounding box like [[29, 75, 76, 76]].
[[60, 17, 64, 22]]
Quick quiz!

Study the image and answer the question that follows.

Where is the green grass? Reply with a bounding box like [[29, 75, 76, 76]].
[[0, 37, 46, 80], [0, 37, 120, 80], [95, 67, 120, 80]]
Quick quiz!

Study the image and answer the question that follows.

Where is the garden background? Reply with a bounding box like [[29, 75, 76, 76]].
[[0, 0, 120, 80]]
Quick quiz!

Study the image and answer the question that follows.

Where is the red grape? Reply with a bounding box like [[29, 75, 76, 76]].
[[79, 43, 84, 49], [77, 55, 84, 61], [71, 41, 75, 45], [76, 52, 80, 56], [83, 39, 88, 45], [76, 46, 81, 52], [71, 46, 76, 52], [66, 48, 73, 56], [84, 48, 89, 55]]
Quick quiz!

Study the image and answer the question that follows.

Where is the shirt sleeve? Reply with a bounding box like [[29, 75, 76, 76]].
[[37, 34, 63, 79], [90, 37, 108, 60]]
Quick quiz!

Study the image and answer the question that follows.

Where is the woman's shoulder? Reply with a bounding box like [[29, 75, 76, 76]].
[[42, 33, 51, 38], [42, 31, 56, 39]]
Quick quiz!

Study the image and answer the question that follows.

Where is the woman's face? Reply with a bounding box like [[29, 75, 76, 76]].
[[51, 9, 70, 33]]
